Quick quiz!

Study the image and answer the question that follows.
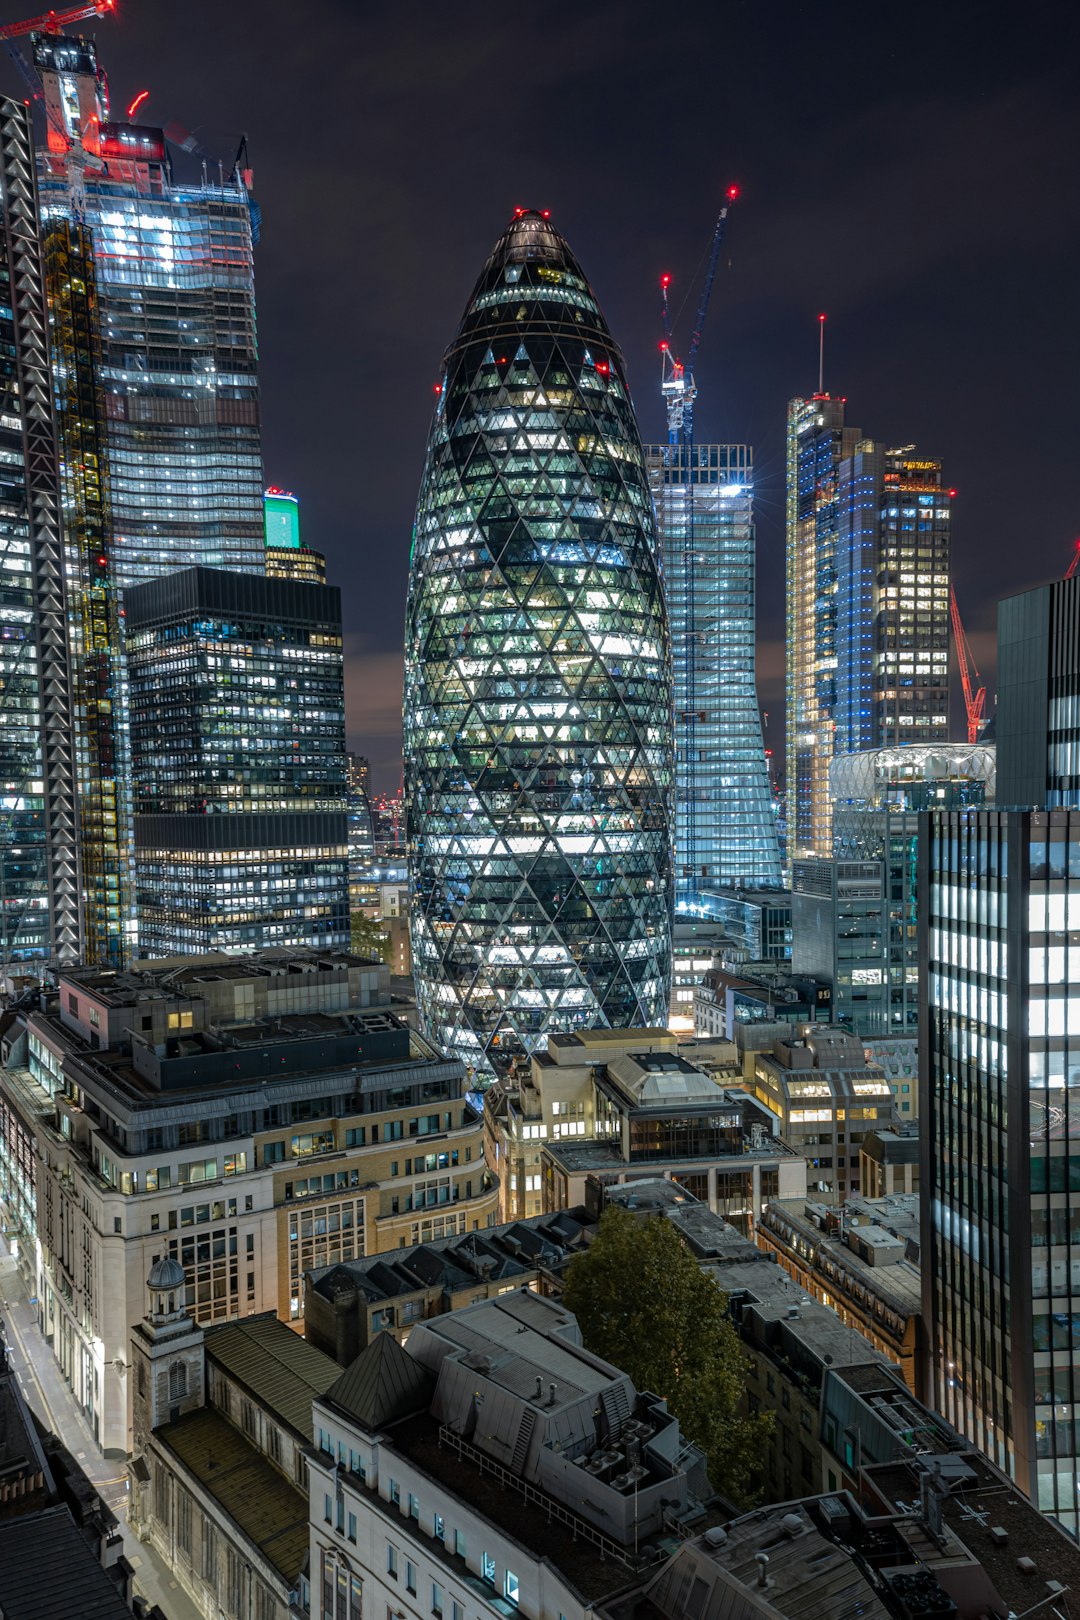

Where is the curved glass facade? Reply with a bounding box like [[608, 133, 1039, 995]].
[[405, 210, 673, 1070]]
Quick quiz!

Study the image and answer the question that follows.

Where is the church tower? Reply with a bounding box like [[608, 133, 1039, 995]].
[[129, 1257, 205, 1454]]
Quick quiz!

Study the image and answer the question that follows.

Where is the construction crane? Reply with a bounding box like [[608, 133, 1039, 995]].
[[1065, 538, 1080, 579], [659, 185, 738, 450], [0, 1, 113, 39], [0, 1, 115, 214], [950, 586, 986, 745], [657, 188, 739, 906]]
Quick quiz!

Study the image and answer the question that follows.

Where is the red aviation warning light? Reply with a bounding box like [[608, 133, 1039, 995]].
[[1065, 537, 1080, 580]]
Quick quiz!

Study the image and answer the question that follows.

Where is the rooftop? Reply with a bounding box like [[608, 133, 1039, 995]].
[[0, 1503, 136, 1620], [544, 1132, 798, 1174], [619, 1502, 890, 1620], [308, 1207, 592, 1309], [157, 1406, 309, 1586], [545, 1028, 675, 1062], [390, 1411, 657, 1604], [205, 1314, 340, 1440], [604, 1051, 729, 1107], [760, 1200, 922, 1318], [62, 947, 384, 1006], [863, 1448, 1080, 1616]]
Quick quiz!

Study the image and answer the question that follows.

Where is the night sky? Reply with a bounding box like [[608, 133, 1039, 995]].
[[25, 0, 1080, 789]]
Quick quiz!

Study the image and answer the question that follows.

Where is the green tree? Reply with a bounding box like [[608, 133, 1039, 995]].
[[350, 911, 390, 964], [562, 1203, 771, 1506]]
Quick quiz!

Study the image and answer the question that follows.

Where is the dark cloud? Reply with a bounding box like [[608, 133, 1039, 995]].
[[56, 0, 1080, 788]]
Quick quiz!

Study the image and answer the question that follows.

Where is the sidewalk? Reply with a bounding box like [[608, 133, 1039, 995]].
[[0, 1244, 202, 1620]]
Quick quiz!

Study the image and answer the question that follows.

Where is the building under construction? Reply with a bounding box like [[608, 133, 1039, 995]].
[[650, 195, 781, 905], [0, 95, 80, 965], [17, 18, 266, 964]]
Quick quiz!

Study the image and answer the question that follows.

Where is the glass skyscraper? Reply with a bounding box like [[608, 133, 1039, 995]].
[[787, 398, 952, 864], [786, 395, 862, 863], [34, 31, 265, 589], [405, 209, 673, 1072], [0, 96, 80, 966], [921, 807, 1080, 1538], [646, 442, 781, 902], [125, 568, 349, 955]]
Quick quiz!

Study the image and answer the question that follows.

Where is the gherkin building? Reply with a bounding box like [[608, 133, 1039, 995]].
[[405, 209, 674, 1072]]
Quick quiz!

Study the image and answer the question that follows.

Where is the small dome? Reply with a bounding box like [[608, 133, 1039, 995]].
[[148, 1256, 186, 1291]]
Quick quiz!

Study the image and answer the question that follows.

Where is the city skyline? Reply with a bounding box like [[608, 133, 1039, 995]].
[[30, 0, 1079, 790]]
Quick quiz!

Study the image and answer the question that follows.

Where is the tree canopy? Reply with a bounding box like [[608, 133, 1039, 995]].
[[562, 1202, 771, 1506], [350, 911, 391, 964]]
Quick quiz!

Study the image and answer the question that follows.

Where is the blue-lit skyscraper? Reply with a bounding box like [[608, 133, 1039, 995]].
[[647, 443, 781, 902], [787, 398, 951, 863], [405, 210, 674, 1072]]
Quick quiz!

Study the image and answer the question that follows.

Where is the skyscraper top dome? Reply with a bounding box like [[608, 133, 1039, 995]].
[[482, 208, 572, 271], [405, 210, 674, 1072]]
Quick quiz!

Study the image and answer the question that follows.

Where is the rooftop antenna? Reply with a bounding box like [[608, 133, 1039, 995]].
[[818, 313, 826, 394]]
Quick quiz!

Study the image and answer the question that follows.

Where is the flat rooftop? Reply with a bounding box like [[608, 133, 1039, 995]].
[[864, 1449, 1080, 1614], [544, 1135, 798, 1174], [62, 947, 384, 1006]]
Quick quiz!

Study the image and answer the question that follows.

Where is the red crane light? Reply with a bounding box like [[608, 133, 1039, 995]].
[[948, 488, 957, 498], [659, 341, 669, 352], [541, 210, 551, 219], [726, 185, 739, 200], [433, 383, 442, 395], [660, 273, 671, 287]]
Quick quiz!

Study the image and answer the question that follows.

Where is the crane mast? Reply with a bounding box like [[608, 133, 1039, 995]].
[[659, 186, 737, 452], [950, 586, 986, 745]]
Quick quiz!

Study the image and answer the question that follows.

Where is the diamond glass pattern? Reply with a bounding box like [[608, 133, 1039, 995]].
[[405, 211, 674, 1071]]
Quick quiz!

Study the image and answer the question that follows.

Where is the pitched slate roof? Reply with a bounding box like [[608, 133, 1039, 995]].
[[0, 1505, 134, 1619], [323, 1330, 434, 1431], [204, 1313, 339, 1440], [159, 1407, 309, 1586]]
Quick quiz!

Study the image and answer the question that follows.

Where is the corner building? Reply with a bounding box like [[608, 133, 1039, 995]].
[[921, 808, 1080, 1537], [405, 210, 673, 1070]]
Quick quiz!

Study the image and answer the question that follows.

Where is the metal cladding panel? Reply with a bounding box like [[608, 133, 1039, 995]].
[[405, 211, 673, 1072]]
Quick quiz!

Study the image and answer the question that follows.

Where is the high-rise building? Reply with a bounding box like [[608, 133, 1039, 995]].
[[836, 445, 952, 755], [786, 399, 951, 863], [920, 806, 1080, 1537], [786, 395, 861, 863], [264, 485, 327, 583], [346, 753, 370, 796], [33, 31, 265, 588], [646, 443, 781, 900], [0, 96, 80, 967], [405, 209, 673, 1071], [26, 29, 265, 966], [125, 567, 349, 954], [996, 572, 1080, 808], [793, 743, 994, 1036]]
